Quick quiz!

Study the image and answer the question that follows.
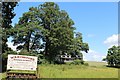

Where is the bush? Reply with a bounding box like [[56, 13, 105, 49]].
[[80, 60, 84, 64], [40, 59, 50, 65], [84, 62, 89, 66], [71, 59, 84, 65], [18, 50, 32, 55]]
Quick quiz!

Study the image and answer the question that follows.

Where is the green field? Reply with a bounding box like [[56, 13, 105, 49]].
[[1, 61, 119, 79], [38, 62, 118, 78]]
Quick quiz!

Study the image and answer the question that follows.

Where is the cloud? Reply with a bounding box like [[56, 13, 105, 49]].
[[104, 34, 120, 48], [82, 49, 106, 62]]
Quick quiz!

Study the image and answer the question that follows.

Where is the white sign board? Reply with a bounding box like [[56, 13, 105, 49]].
[[7, 54, 37, 71]]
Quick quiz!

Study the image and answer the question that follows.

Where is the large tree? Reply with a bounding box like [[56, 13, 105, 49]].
[[37, 2, 75, 62], [12, 2, 75, 63], [105, 46, 120, 67], [2, 2, 18, 53], [12, 7, 44, 52], [1, 2, 18, 72], [12, 2, 89, 63]]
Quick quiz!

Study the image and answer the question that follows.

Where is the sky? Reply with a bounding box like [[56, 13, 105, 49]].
[[8, 2, 118, 62], [20, 0, 119, 2]]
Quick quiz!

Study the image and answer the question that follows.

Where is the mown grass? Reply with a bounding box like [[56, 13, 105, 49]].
[[1, 61, 119, 79]]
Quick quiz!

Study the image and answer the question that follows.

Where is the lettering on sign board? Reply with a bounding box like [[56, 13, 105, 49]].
[[7, 54, 37, 71]]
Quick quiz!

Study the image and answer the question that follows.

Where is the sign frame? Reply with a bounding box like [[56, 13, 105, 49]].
[[6, 54, 38, 79], [7, 54, 37, 71]]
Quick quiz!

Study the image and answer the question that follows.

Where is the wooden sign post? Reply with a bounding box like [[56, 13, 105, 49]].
[[6, 54, 38, 79]]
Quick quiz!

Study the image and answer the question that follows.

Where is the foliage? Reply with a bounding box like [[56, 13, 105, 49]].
[[37, 2, 75, 63], [69, 32, 89, 60], [11, 2, 74, 63], [83, 62, 89, 66], [40, 59, 50, 65], [105, 46, 120, 67], [102, 58, 106, 61], [2, 50, 17, 72], [37, 53, 44, 64], [11, 2, 89, 63], [11, 7, 44, 52], [18, 49, 37, 56], [70, 59, 84, 65], [1, 2, 18, 72], [2, 2, 18, 53], [3, 2, 89, 65]]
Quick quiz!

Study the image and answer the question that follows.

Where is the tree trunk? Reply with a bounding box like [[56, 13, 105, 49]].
[[24, 31, 32, 52], [45, 37, 49, 56]]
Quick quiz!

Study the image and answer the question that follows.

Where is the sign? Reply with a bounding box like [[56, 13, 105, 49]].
[[7, 54, 37, 71]]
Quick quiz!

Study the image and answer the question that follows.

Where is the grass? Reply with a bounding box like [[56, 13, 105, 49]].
[[7, 70, 36, 74], [38, 63, 118, 78], [1, 61, 119, 79], [86, 61, 108, 68], [0, 73, 6, 80]]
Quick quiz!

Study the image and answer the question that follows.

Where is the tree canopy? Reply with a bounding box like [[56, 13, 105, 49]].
[[1, 2, 18, 72], [69, 32, 89, 60], [12, 7, 43, 52], [11, 2, 89, 63], [2, 2, 18, 53], [105, 46, 120, 67]]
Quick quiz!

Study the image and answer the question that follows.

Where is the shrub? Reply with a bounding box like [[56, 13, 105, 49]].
[[71, 59, 84, 65], [80, 60, 84, 64], [84, 62, 89, 66], [18, 50, 31, 55], [40, 59, 50, 65]]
